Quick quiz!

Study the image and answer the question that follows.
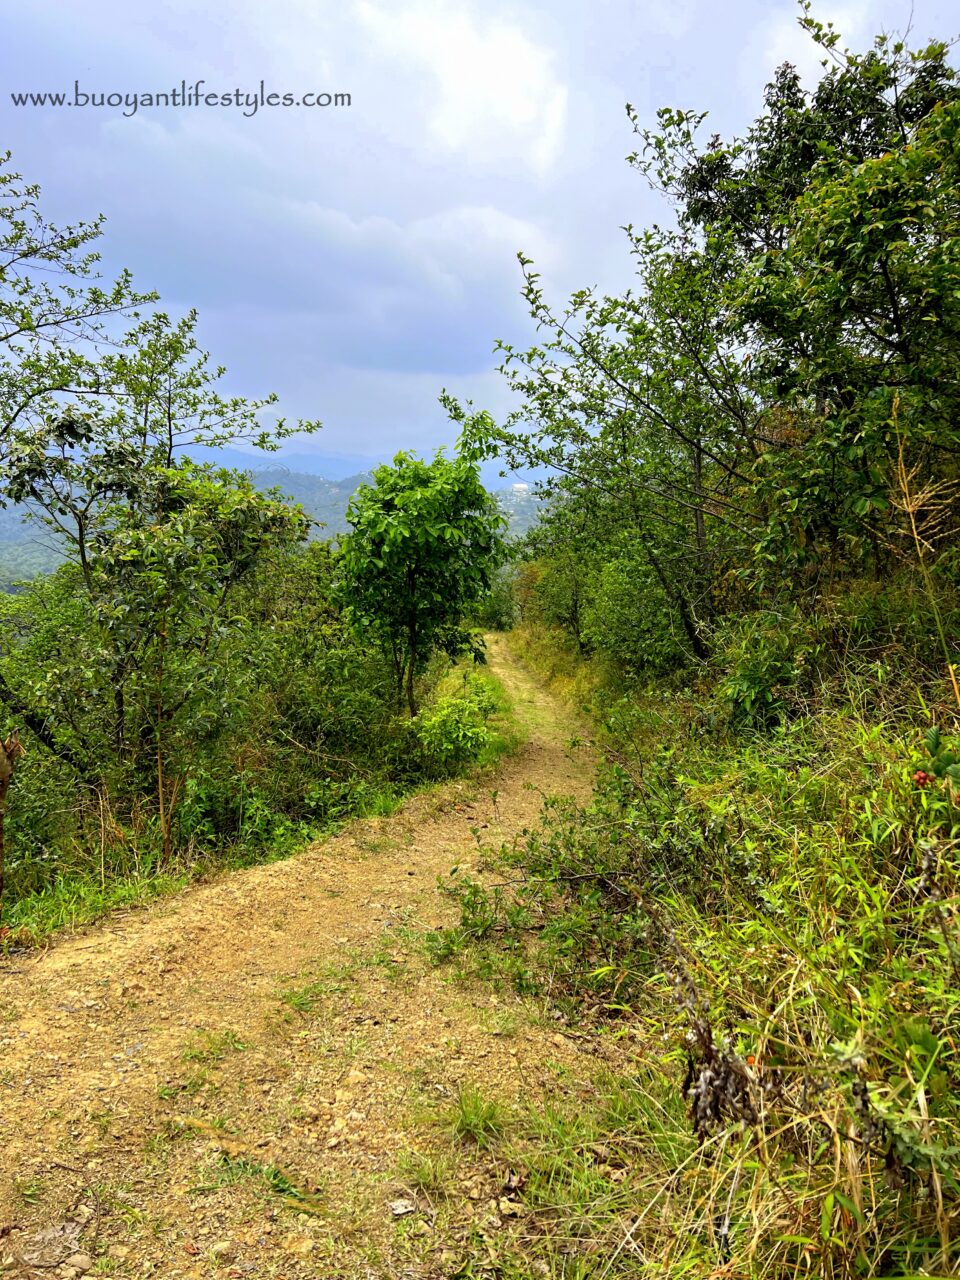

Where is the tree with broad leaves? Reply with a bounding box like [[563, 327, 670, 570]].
[[340, 451, 507, 717], [0, 156, 320, 915]]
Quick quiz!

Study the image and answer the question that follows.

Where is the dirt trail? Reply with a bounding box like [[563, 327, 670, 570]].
[[0, 636, 598, 1279]]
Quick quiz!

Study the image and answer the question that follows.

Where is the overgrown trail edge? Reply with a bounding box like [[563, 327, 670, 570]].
[[0, 636, 596, 1278]]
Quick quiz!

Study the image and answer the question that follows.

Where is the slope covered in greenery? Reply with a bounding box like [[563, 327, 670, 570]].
[[0, 471, 540, 590], [423, 15, 960, 1277], [1, 8, 958, 1278], [0, 162, 509, 936]]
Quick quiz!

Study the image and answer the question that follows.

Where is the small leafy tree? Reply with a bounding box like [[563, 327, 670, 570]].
[[0, 152, 153, 451], [340, 452, 506, 715]]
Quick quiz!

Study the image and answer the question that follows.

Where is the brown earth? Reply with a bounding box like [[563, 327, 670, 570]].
[[0, 635, 602, 1279]]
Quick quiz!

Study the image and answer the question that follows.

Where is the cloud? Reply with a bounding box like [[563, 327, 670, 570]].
[[116, 195, 548, 428], [355, 0, 568, 173], [742, 1, 873, 92], [11, 0, 948, 478]]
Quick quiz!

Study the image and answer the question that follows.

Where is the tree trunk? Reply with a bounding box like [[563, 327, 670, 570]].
[[691, 439, 715, 626], [406, 623, 418, 717], [638, 533, 710, 661], [0, 732, 25, 924], [390, 641, 404, 713]]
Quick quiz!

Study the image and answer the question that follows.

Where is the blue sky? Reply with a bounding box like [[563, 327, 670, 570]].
[[2, 0, 955, 478]]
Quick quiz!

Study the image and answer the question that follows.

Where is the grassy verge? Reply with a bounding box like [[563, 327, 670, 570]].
[[506, 623, 613, 716], [417, 628, 960, 1278]]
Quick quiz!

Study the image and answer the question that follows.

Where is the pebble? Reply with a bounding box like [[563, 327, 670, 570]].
[[64, 1255, 93, 1274]]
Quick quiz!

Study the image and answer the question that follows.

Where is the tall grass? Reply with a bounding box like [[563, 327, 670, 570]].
[[430, 628, 960, 1277]]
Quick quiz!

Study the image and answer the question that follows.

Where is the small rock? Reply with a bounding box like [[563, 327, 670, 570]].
[[211, 1241, 235, 1261], [499, 1197, 525, 1217], [63, 1255, 94, 1274], [389, 1198, 417, 1218], [282, 1235, 314, 1259]]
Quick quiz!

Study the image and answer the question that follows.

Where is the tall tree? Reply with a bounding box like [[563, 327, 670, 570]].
[[340, 452, 506, 715], [0, 156, 319, 897]]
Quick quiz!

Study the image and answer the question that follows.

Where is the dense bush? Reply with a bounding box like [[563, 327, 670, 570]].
[[431, 651, 960, 1276], [0, 535, 508, 937], [415, 694, 491, 775]]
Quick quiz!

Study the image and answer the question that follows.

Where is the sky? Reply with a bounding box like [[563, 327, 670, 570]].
[[1, 0, 956, 479]]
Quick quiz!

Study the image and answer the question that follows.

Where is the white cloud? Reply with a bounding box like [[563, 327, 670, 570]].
[[354, 0, 568, 173], [269, 196, 555, 298], [741, 1, 873, 94]]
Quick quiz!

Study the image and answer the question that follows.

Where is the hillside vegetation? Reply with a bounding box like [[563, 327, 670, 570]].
[[0, 162, 509, 937], [1, 9, 959, 1279], [0, 472, 540, 590], [426, 16, 960, 1279]]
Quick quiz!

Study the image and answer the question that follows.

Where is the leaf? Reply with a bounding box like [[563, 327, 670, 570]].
[[820, 1192, 835, 1241]]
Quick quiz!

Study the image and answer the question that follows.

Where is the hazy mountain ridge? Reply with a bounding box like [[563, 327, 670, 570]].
[[0, 469, 540, 586]]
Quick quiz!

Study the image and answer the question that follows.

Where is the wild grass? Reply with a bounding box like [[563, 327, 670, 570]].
[[181, 1028, 247, 1065], [448, 1085, 508, 1149], [427, 630, 960, 1278], [396, 1147, 457, 1197], [190, 1152, 324, 1213], [507, 622, 616, 716]]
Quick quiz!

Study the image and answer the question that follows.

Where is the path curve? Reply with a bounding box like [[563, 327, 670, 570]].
[[0, 636, 596, 1279]]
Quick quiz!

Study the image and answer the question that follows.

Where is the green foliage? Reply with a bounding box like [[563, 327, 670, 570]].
[[395, 1148, 455, 1196], [448, 19, 960, 680], [415, 696, 490, 774], [0, 154, 331, 924], [340, 450, 507, 715], [716, 609, 813, 726], [407, 667, 509, 780], [740, 98, 960, 577], [469, 564, 519, 631], [0, 535, 512, 937], [0, 158, 523, 938], [432, 661, 960, 1274]]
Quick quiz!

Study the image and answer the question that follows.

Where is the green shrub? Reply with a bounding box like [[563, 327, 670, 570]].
[[716, 607, 815, 726], [432, 669, 960, 1277], [471, 565, 519, 631], [583, 544, 689, 676], [414, 694, 491, 775]]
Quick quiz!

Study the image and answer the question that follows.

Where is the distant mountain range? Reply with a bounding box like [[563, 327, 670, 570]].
[[0, 469, 540, 587]]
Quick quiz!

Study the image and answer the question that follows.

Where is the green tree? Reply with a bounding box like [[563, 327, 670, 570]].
[[340, 452, 506, 716], [736, 98, 960, 578], [0, 152, 151, 450], [0, 156, 319, 906], [449, 11, 959, 677], [630, 11, 957, 253]]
